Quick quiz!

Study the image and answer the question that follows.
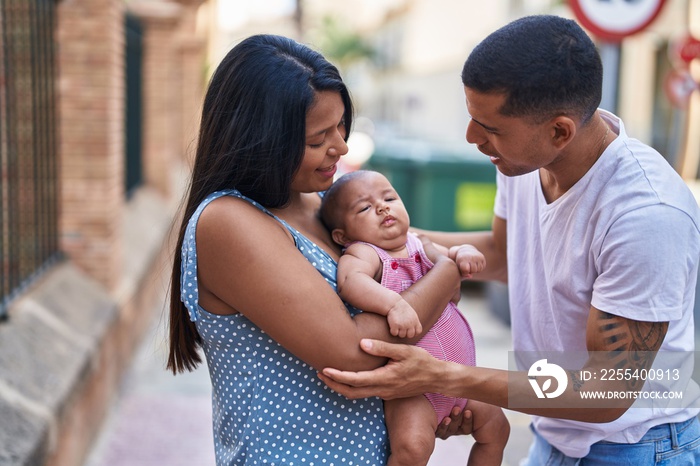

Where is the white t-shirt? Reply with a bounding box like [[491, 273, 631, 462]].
[[494, 110, 700, 457]]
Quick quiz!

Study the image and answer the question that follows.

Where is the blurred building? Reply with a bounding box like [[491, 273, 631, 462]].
[[597, 0, 700, 180], [213, 0, 698, 206], [0, 0, 209, 464], [300, 0, 699, 181]]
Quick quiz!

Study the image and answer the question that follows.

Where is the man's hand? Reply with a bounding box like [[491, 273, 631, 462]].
[[319, 339, 440, 400], [320, 339, 476, 439], [387, 300, 422, 338]]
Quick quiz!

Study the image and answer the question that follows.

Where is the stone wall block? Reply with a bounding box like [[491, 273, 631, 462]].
[[0, 263, 119, 465], [0, 398, 48, 466]]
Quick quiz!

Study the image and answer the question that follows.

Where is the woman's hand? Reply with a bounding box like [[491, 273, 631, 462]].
[[436, 407, 474, 439]]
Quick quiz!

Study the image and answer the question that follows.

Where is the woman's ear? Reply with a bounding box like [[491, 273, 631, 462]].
[[331, 229, 349, 247], [550, 116, 576, 149]]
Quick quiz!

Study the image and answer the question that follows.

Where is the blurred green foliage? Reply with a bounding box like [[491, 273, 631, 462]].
[[311, 16, 375, 70]]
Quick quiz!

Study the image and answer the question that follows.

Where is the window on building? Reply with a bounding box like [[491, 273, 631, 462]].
[[124, 13, 143, 198], [0, 0, 61, 319], [651, 40, 682, 168]]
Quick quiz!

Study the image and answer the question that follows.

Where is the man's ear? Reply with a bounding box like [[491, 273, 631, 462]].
[[331, 229, 349, 247], [550, 116, 576, 149]]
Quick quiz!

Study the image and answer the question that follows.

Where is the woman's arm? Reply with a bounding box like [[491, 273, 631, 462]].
[[195, 197, 459, 372]]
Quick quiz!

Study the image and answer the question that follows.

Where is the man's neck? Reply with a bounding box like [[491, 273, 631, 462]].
[[539, 113, 612, 203]]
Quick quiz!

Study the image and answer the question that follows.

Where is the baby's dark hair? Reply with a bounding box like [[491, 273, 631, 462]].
[[319, 170, 373, 232]]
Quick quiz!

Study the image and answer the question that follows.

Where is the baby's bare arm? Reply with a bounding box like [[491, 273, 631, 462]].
[[337, 244, 422, 338]]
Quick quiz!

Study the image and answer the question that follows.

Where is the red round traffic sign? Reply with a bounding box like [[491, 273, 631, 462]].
[[677, 34, 700, 64], [668, 33, 700, 70], [569, 0, 668, 42]]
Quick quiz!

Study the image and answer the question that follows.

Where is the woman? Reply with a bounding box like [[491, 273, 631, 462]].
[[167, 34, 463, 464]]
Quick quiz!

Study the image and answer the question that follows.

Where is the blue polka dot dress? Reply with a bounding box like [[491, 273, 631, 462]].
[[181, 190, 389, 465]]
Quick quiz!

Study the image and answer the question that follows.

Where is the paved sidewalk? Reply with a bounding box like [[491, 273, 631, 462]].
[[84, 286, 531, 466]]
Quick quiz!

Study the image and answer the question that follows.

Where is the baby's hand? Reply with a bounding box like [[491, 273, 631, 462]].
[[387, 300, 422, 338], [450, 244, 486, 279]]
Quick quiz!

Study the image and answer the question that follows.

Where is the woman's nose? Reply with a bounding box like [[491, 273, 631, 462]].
[[328, 131, 349, 157]]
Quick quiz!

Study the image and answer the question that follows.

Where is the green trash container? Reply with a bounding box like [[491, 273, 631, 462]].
[[363, 138, 497, 232]]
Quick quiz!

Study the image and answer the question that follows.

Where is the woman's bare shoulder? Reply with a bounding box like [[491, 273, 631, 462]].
[[197, 195, 292, 244]]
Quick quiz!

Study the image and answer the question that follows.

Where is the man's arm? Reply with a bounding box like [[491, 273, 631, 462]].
[[413, 215, 507, 282], [319, 305, 668, 423]]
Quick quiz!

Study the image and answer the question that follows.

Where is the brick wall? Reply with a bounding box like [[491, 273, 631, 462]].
[[57, 0, 125, 290], [56, 0, 207, 289], [0, 0, 207, 465]]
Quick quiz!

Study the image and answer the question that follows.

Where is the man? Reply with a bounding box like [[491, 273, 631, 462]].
[[320, 15, 700, 463]]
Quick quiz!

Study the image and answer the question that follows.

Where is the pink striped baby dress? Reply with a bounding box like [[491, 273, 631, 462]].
[[359, 232, 476, 422]]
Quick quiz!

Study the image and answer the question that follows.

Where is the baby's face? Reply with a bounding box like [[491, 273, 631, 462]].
[[335, 172, 410, 250]]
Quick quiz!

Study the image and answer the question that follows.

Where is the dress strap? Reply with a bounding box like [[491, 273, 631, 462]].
[[346, 233, 426, 263], [347, 240, 393, 262], [405, 232, 420, 255], [406, 232, 433, 267]]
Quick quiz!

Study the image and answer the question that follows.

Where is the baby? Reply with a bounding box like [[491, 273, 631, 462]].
[[320, 169, 509, 466]]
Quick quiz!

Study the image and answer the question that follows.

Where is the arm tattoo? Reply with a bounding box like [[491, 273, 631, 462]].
[[596, 311, 668, 390], [597, 311, 667, 351], [568, 369, 584, 392]]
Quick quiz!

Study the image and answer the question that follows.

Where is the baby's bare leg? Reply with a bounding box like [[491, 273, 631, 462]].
[[384, 395, 438, 466], [466, 400, 510, 466]]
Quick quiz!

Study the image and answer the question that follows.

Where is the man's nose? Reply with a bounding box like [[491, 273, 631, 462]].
[[465, 119, 482, 145]]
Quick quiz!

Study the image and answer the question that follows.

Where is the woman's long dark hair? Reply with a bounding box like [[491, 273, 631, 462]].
[[167, 35, 353, 373]]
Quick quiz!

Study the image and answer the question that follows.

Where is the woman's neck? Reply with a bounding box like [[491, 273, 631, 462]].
[[271, 192, 342, 259], [270, 192, 316, 225]]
